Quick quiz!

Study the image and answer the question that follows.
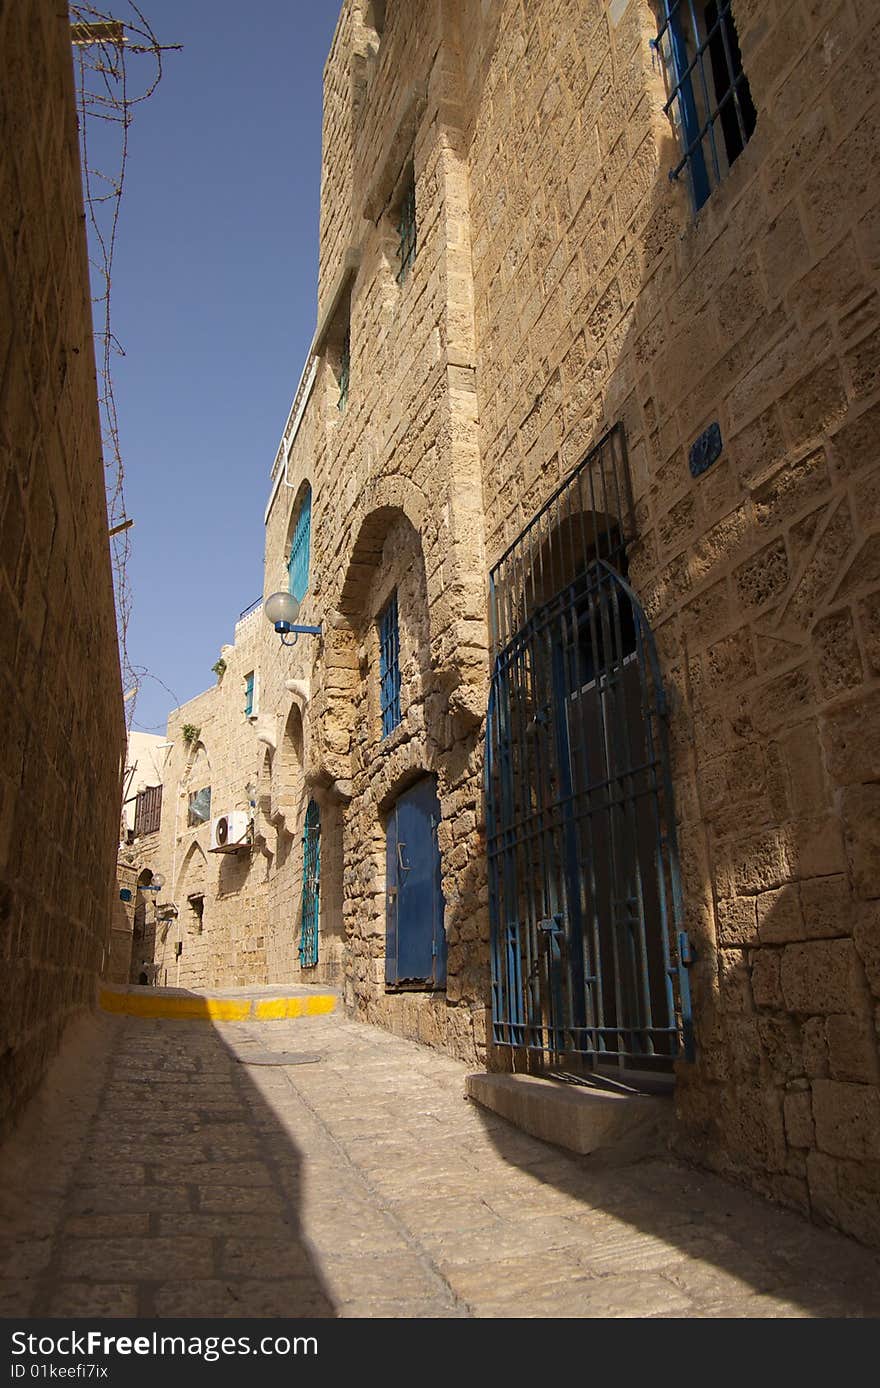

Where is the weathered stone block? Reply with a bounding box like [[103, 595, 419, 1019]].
[[750, 948, 783, 1009], [715, 896, 759, 947], [730, 829, 790, 895], [823, 690, 880, 785], [843, 783, 880, 898], [735, 539, 790, 611], [783, 1089, 815, 1149], [853, 902, 880, 996], [749, 663, 816, 732], [803, 1016, 829, 1078], [779, 358, 848, 448], [781, 940, 863, 1015], [757, 1013, 804, 1080], [812, 1078, 880, 1160], [718, 949, 753, 1014], [800, 874, 850, 939], [826, 1014, 880, 1085], [756, 884, 803, 945], [845, 330, 880, 400], [814, 607, 863, 699], [858, 589, 880, 676]]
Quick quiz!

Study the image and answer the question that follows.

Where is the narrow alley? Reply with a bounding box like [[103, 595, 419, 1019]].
[[2, 1002, 879, 1320]]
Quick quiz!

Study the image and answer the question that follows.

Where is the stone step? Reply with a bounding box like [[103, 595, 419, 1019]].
[[466, 1071, 673, 1159]]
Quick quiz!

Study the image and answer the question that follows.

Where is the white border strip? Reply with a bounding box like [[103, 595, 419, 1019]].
[[264, 354, 319, 524]]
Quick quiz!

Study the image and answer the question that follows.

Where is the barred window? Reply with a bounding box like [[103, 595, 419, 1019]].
[[395, 170, 417, 283], [244, 671, 255, 717], [288, 484, 312, 602], [337, 327, 350, 412], [134, 784, 162, 837], [378, 591, 401, 738], [654, 0, 756, 212]]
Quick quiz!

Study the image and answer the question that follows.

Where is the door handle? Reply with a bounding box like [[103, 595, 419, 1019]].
[[397, 842, 411, 871]]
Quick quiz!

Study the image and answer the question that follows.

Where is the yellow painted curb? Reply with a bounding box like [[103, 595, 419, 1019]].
[[253, 994, 337, 1021], [99, 989, 337, 1022]]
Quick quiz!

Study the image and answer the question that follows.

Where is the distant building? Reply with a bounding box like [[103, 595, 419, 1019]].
[[111, 731, 170, 985], [145, 1, 880, 1245], [0, 2, 125, 1134]]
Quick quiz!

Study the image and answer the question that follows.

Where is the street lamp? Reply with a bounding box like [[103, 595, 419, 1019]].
[[263, 591, 322, 647]]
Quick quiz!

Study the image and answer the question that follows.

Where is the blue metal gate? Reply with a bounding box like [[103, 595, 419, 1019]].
[[485, 425, 693, 1069], [300, 799, 320, 968], [386, 776, 447, 990]]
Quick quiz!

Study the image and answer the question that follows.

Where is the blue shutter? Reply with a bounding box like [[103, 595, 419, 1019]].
[[379, 592, 401, 737], [288, 485, 312, 602], [300, 799, 320, 968], [244, 672, 255, 716]]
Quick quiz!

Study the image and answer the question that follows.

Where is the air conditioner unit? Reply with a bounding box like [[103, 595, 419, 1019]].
[[209, 811, 251, 853]]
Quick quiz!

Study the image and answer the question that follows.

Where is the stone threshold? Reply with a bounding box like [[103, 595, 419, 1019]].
[[466, 1071, 673, 1158]]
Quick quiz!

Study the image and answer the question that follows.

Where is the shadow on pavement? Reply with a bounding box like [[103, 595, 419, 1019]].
[[469, 1094, 880, 1317], [0, 1008, 336, 1318]]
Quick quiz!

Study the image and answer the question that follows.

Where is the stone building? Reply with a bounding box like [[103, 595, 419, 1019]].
[[0, 3, 126, 1134], [146, 0, 880, 1244], [111, 731, 169, 985]]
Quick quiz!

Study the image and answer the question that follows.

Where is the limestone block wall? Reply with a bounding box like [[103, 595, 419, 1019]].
[[260, 0, 491, 1061], [107, 864, 137, 987], [119, 834, 162, 984], [150, 614, 271, 989], [458, 0, 880, 1240], [0, 2, 125, 1135]]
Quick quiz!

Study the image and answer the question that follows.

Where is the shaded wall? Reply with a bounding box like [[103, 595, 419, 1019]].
[[0, 1, 125, 1135], [460, 0, 880, 1241]]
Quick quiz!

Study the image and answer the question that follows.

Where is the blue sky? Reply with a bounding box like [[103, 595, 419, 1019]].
[[96, 0, 341, 734]]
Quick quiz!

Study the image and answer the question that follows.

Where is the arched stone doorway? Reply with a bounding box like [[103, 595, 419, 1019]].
[[485, 425, 693, 1076]]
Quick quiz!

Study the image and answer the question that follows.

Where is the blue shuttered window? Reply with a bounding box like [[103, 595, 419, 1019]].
[[300, 799, 321, 969], [395, 171, 417, 283], [244, 671, 255, 717], [288, 485, 312, 602], [337, 328, 350, 412], [654, 0, 756, 213], [379, 592, 401, 738]]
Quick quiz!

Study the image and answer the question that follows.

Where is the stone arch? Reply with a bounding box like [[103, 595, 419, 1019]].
[[336, 484, 428, 619], [185, 741, 211, 785], [276, 702, 306, 824], [285, 478, 312, 551], [130, 868, 154, 983], [258, 745, 274, 827], [501, 505, 626, 632], [177, 840, 208, 934]]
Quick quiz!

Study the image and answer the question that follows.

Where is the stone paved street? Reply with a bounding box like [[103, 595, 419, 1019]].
[[1, 1009, 879, 1319]]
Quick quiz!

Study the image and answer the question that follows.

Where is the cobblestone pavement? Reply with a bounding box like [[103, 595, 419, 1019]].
[[2, 1009, 880, 1318]]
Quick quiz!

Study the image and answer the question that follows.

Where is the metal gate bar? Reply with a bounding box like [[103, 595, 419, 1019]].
[[485, 425, 693, 1066]]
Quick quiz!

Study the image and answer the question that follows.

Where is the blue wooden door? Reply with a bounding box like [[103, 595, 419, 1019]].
[[385, 776, 446, 989]]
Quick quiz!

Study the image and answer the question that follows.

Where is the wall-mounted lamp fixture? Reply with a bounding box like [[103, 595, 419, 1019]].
[[264, 592, 321, 647]]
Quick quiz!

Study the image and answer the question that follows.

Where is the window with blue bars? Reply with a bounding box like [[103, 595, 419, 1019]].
[[244, 671, 255, 717], [395, 169, 417, 283], [378, 592, 401, 738], [654, 0, 756, 213], [337, 327, 350, 412], [288, 485, 312, 602]]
